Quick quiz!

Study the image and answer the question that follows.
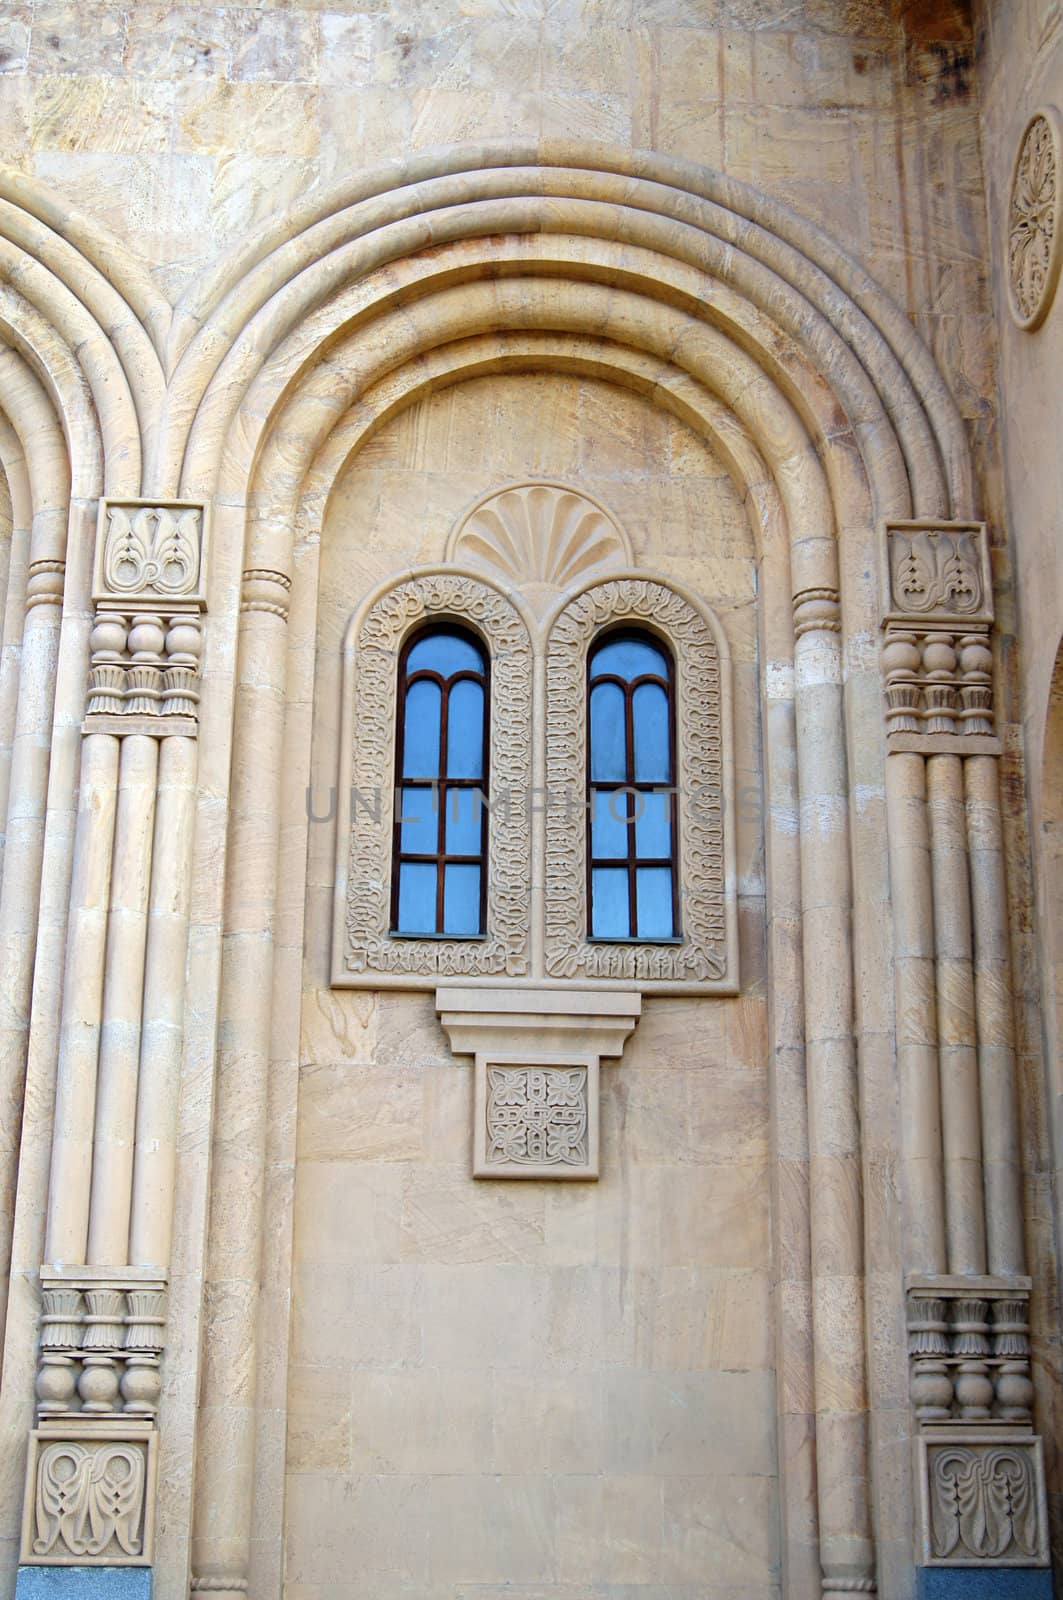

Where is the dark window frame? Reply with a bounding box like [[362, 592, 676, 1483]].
[[391, 622, 490, 938], [585, 627, 680, 942]]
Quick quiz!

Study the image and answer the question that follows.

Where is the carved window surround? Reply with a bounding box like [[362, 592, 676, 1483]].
[[907, 1275, 1050, 1573], [85, 498, 208, 739], [437, 985, 640, 1180], [879, 519, 999, 755], [21, 1266, 165, 1568]]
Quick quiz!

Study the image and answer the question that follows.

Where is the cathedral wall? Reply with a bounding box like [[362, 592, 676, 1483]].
[[0, 4, 1057, 1600]]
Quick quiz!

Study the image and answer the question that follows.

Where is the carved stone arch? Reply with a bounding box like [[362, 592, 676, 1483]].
[[333, 566, 534, 986], [543, 572, 737, 994]]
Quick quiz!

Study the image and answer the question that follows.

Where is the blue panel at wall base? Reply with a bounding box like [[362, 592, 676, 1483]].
[[15, 1568, 152, 1600], [917, 1568, 1055, 1599]]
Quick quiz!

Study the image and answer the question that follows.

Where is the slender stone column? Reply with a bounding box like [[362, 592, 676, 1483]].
[[926, 753, 986, 1277], [190, 561, 290, 1598], [792, 573, 875, 1597], [129, 734, 197, 1270], [964, 754, 1025, 1276], [86, 733, 158, 1265], [885, 751, 947, 1273], [44, 731, 120, 1264]]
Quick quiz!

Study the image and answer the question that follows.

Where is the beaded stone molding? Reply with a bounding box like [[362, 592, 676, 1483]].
[[86, 499, 208, 738], [1007, 106, 1063, 331]]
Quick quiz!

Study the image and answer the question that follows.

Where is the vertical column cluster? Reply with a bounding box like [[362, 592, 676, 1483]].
[[879, 519, 1048, 1578], [19, 500, 206, 1576]]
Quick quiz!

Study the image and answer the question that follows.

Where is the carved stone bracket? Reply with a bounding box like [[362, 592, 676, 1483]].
[[880, 521, 997, 750], [436, 985, 640, 1179], [21, 1267, 165, 1568], [85, 499, 208, 737], [908, 1276, 1049, 1572]]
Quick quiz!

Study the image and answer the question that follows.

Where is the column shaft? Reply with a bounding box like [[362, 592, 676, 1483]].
[[964, 754, 1026, 1276], [885, 751, 947, 1272], [793, 589, 875, 1596], [44, 731, 120, 1264], [927, 753, 986, 1276], [86, 733, 159, 1265], [129, 735, 197, 1270], [190, 577, 288, 1597]]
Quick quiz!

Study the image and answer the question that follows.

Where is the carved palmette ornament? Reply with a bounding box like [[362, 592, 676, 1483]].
[[34, 1442, 145, 1559], [341, 572, 532, 979], [924, 1438, 1048, 1566], [1007, 107, 1063, 330], [544, 576, 735, 989], [886, 526, 988, 620], [95, 501, 205, 605], [21, 1428, 156, 1566]]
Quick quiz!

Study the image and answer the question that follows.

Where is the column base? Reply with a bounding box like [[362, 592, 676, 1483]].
[[16, 1570, 152, 1599], [917, 1570, 1054, 1599]]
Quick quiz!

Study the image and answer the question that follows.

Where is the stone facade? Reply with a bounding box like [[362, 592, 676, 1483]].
[[0, 2, 1059, 1599]]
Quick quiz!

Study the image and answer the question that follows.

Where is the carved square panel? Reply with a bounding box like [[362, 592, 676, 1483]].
[[93, 498, 207, 609], [473, 1055, 599, 1179], [20, 1425, 157, 1566], [880, 519, 992, 626], [916, 1430, 1049, 1568]]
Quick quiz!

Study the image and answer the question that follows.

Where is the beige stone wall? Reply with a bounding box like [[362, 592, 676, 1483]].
[[974, 0, 1063, 1561], [290, 373, 769, 1596]]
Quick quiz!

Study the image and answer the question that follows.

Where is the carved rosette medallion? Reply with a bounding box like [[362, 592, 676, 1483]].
[[339, 572, 532, 980], [1007, 107, 1063, 330], [485, 1066, 589, 1168], [544, 576, 735, 989]]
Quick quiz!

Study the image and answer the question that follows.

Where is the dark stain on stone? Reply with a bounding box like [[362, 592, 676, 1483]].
[[853, 53, 869, 75], [47, 33, 61, 49]]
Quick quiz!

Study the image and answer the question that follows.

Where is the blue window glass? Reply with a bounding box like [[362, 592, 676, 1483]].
[[587, 630, 677, 941], [392, 625, 488, 937]]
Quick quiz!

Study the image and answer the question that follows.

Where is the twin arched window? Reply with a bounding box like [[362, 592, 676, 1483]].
[[391, 623, 678, 942]]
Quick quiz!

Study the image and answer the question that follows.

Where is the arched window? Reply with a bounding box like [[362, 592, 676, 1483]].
[[587, 630, 678, 941], [392, 625, 489, 937]]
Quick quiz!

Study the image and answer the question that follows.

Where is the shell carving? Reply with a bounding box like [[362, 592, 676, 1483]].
[[449, 482, 631, 603]]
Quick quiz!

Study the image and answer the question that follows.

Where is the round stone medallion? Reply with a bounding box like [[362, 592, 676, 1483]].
[[1007, 106, 1063, 330]]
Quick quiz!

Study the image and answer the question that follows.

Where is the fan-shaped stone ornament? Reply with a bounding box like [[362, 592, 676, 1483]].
[[448, 481, 633, 608], [1007, 107, 1063, 330]]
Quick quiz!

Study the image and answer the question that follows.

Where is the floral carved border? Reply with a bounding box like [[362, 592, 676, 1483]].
[[544, 577, 734, 987], [340, 572, 532, 979]]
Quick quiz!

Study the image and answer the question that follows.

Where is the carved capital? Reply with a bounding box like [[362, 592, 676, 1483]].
[[87, 500, 207, 737], [906, 1278, 1034, 1429], [880, 521, 996, 748], [33, 1269, 167, 1426]]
